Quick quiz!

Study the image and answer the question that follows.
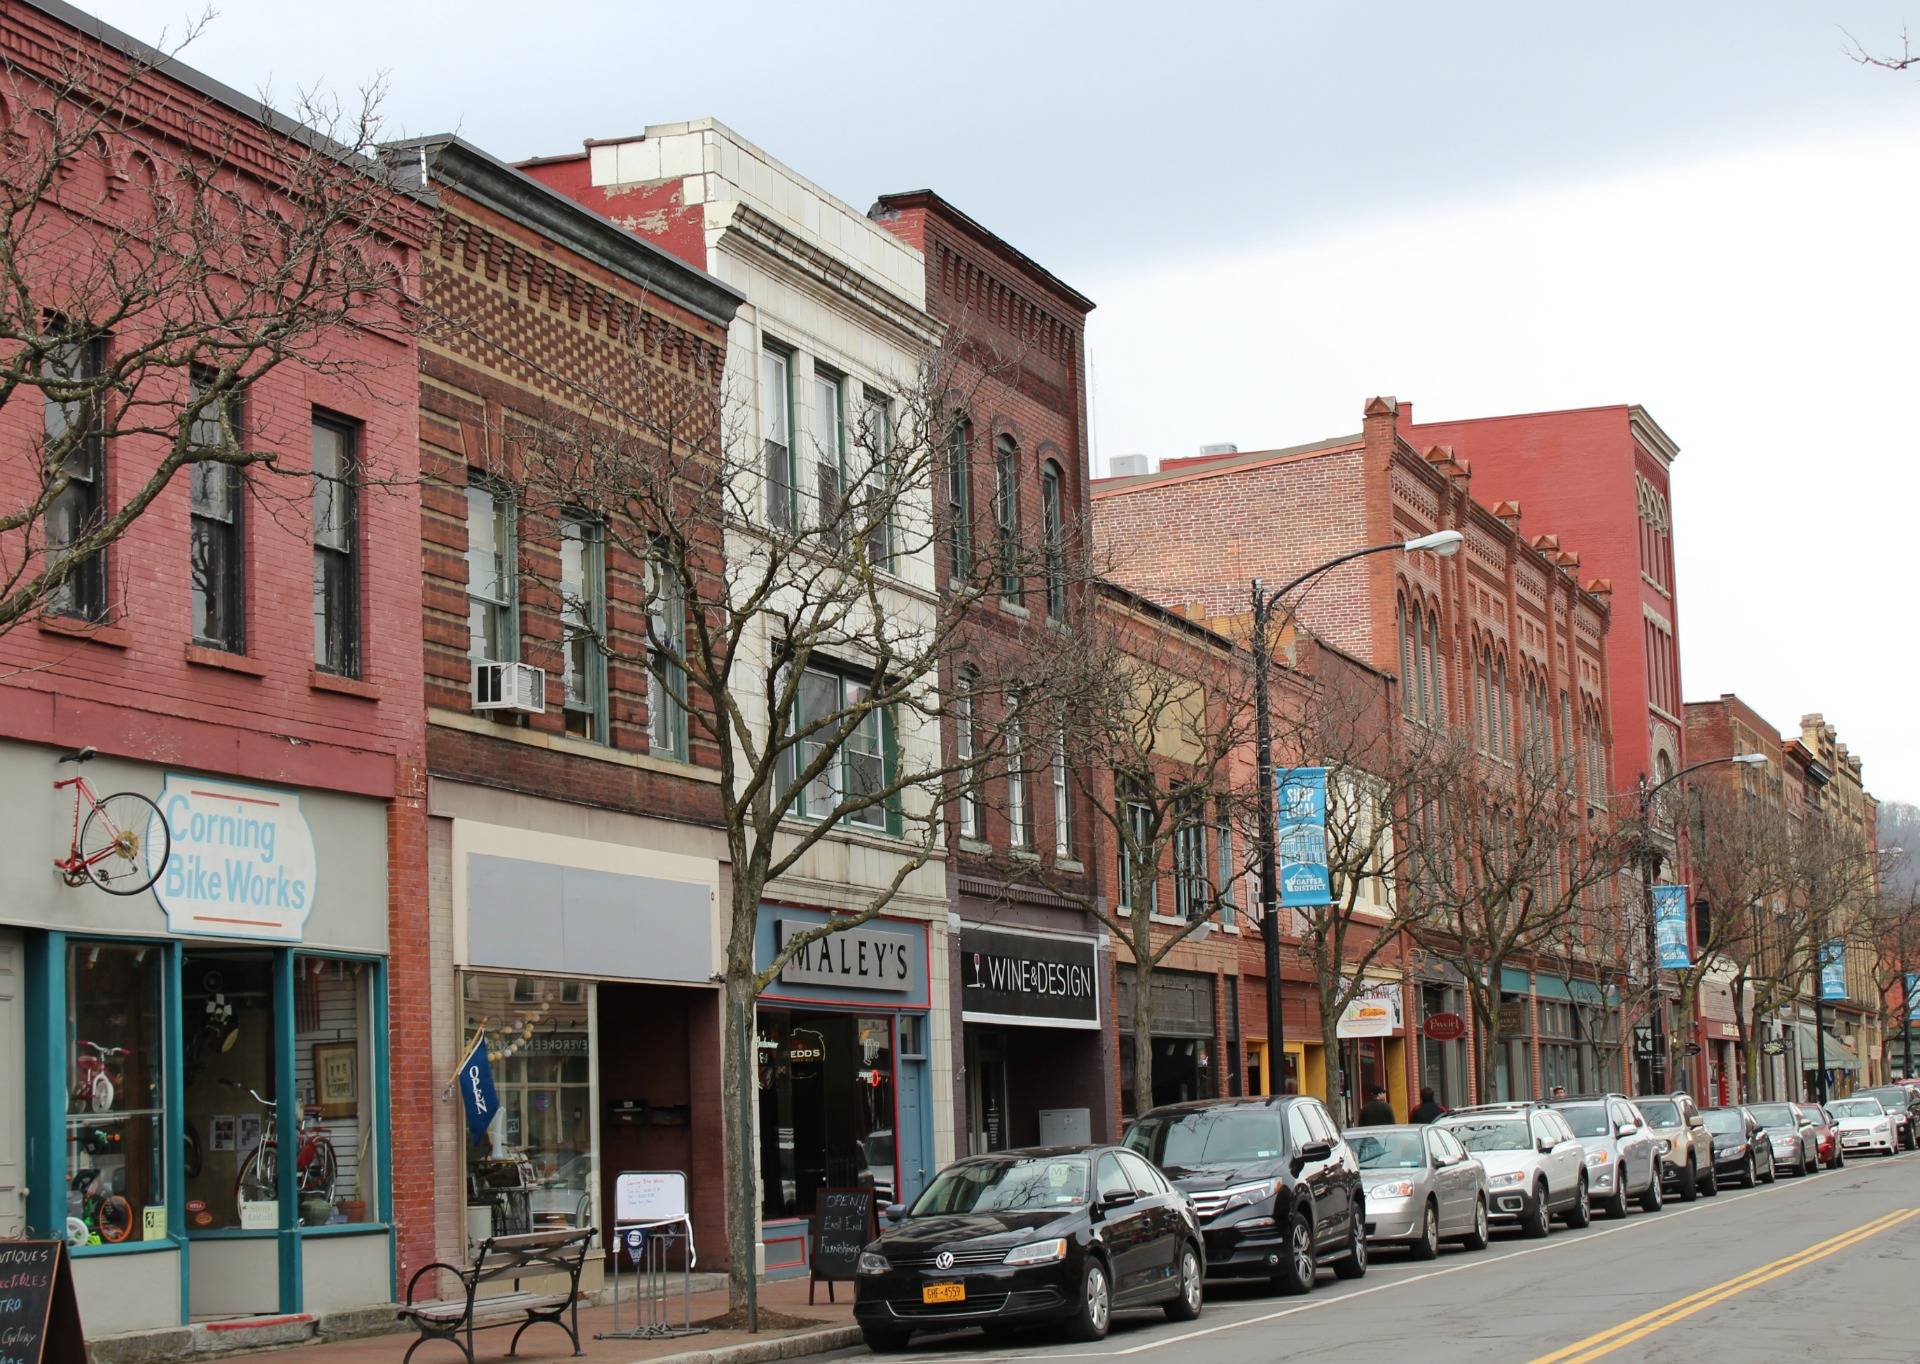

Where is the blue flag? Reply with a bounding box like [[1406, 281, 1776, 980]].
[[1820, 940, 1847, 1002], [1653, 885, 1690, 970], [1907, 973, 1920, 1024], [459, 1037, 500, 1145], [1276, 767, 1332, 908]]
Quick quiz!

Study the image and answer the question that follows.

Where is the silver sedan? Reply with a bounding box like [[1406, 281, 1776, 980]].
[[1348, 1124, 1491, 1260]]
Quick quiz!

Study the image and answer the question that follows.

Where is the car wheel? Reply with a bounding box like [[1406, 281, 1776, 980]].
[[861, 1327, 912, 1353], [1678, 1159, 1699, 1201], [1410, 1201, 1440, 1261], [1164, 1243, 1203, 1321], [1270, 1209, 1316, 1296], [1701, 1161, 1719, 1196], [1334, 1207, 1368, 1280], [1066, 1258, 1112, 1342], [1523, 1184, 1552, 1238], [1563, 1176, 1591, 1229], [1461, 1195, 1491, 1251], [1760, 1152, 1777, 1184], [1639, 1168, 1665, 1211], [1603, 1177, 1630, 1220], [1740, 1155, 1756, 1189]]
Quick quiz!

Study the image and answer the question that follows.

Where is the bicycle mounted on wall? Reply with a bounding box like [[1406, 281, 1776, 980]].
[[52, 746, 170, 896]]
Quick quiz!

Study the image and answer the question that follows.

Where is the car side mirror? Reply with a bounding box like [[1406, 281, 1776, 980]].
[[1688, 1115, 1704, 1128], [885, 1203, 906, 1221], [1617, 1122, 1637, 1135], [1537, 1139, 1554, 1154], [1295, 1140, 1334, 1163], [1099, 1190, 1137, 1213]]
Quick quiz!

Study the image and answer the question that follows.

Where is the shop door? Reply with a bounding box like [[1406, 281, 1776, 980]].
[[894, 1016, 932, 1206], [0, 932, 21, 1237]]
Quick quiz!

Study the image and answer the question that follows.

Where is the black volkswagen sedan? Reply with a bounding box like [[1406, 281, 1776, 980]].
[[852, 1145, 1203, 1352], [1125, 1095, 1367, 1296]]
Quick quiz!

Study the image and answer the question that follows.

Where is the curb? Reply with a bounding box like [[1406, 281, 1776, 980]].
[[638, 1325, 864, 1364]]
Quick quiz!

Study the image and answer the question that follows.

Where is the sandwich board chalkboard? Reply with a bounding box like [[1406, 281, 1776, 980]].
[[808, 1188, 875, 1305], [0, 1240, 86, 1364]]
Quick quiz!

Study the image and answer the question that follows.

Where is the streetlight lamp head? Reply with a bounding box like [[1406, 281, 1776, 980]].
[[1403, 529, 1465, 557], [1731, 753, 1767, 766]]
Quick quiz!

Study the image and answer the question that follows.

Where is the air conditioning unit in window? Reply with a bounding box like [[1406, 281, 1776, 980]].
[[471, 660, 546, 714]]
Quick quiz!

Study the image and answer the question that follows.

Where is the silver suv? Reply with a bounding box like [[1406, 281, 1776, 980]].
[[1547, 1094, 1662, 1218], [1633, 1092, 1716, 1200], [1436, 1103, 1589, 1238]]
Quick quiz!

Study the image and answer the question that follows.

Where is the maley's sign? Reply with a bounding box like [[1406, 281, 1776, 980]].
[[148, 775, 317, 941], [776, 918, 914, 992]]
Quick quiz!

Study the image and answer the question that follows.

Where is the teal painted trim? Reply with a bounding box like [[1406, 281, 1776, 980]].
[[1499, 967, 1532, 994], [371, 958, 395, 1301], [69, 1238, 180, 1258], [297, 1222, 389, 1238], [185, 1227, 280, 1240], [165, 940, 189, 1324], [1532, 975, 1573, 1001], [274, 950, 301, 1315], [21, 932, 57, 1241]]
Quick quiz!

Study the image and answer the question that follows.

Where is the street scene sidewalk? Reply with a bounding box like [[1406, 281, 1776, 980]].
[[183, 1279, 856, 1364]]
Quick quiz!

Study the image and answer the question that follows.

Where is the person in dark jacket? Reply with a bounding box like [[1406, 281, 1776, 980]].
[[1410, 1086, 1447, 1124], [1357, 1087, 1396, 1126]]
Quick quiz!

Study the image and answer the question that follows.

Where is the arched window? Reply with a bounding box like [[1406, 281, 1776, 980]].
[[1041, 461, 1065, 618], [946, 415, 972, 578], [1475, 646, 1490, 751], [1425, 613, 1443, 727], [1397, 596, 1414, 720], [994, 433, 1019, 601], [1495, 654, 1510, 759]]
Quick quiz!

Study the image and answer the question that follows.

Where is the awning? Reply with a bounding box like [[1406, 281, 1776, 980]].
[[1792, 1022, 1860, 1071]]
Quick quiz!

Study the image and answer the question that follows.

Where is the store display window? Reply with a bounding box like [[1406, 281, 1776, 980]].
[[181, 951, 279, 1230], [756, 1009, 896, 1219], [65, 942, 164, 1248], [294, 956, 379, 1225]]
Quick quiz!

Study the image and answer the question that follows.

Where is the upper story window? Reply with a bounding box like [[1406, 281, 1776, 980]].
[[1041, 461, 1066, 618], [1117, 776, 1156, 915], [994, 433, 1020, 602], [1173, 795, 1209, 920], [1397, 597, 1416, 721], [779, 665, 897, 834], [760, 346, 796, 529], [559, 515, 607, 742], [946, 417, 972, 580], [1422, 613, 1443, 727], [955, 668, 980, 840], [647, 547, 688, 760], [1007, 690, 1031, 849], [1052, 713, 1071, 858], [858, 388, 892, 566], [188, 374, 245, 652], [43, 328, 107, 621], [311, 413, 360, 677], [465, 475, 517, 664], [1494, 654, 1510, 760], [1637, 474, 1672, 593], [811, 367, 845, 534]]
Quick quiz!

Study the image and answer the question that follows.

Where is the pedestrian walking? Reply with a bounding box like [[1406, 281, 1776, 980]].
[[1410, 1086, 1447, 1124], [1357, 1086, 1396, 1126]]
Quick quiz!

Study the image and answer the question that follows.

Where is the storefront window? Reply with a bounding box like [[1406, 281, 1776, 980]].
[[65, 942, 164, 1247], [294, 956, 377, 1224], [1119, 1034, 1215, 1118], [182, 951, 279, 1231], [1420, 984, 1466, 1109], [757, 1009, 895, 1219], [461, 974, 593, 1237]]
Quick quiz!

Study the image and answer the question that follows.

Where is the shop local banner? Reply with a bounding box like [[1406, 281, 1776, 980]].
[[1653, 885, 1690, 970], [1820, 939, 1848, 1001], [1276, 767, 1332, 907], [1908, 973, 1920, 1023], [147, 775, 317, 941]]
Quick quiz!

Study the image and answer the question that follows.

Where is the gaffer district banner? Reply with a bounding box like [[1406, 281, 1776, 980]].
[[1821, 939, 1848, 1001], [1907, 972, 1920, 1023], [1276, 767, 1332, 907], [1653, 884, 1690, 970]]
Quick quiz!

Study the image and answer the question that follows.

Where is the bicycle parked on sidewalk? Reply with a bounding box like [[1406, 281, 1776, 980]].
[[52, 746, 170, 895]]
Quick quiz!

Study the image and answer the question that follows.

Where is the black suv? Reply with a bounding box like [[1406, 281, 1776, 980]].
[[1852, 1086, 1920, 1150], [1125, 1095, 1366, 1297]]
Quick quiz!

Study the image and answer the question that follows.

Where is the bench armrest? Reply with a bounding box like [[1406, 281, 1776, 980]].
[[404, 1261, 471, 1306]]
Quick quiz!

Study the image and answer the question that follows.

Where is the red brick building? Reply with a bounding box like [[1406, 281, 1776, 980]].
[[1093, 396, 1624, 1107], [0, 0, 426, 1332], [383, 136, 743, 1281]]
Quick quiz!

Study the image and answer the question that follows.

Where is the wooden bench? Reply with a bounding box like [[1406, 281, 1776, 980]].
[[398, 1227, 595, 1364]]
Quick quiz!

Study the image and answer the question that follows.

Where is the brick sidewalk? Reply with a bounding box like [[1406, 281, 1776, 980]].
[[203, 1278, 856, 1364]]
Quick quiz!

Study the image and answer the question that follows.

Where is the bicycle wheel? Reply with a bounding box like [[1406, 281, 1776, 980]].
[[96, 1195, 134, 1243], [183, 1120, 203, 1180], [301, 1138, 337, 1203], [79, 792, 169, 896], [89, 1070, 113, 1113]]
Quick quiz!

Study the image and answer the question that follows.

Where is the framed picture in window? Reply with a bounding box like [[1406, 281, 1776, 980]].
[[313, 1040, 358, 1119]]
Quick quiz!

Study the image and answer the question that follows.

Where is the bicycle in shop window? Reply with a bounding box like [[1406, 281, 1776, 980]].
[[70, 1038, 129, 1113], [52, 746, 170, 895], [228, 1082, 338, 1220], [66, 1166, 134, 1247]]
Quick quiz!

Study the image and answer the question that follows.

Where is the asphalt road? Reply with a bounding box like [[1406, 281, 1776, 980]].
[[823, 1149, 1920, 1363]]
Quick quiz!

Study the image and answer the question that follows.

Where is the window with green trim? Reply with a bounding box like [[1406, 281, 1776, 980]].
[[559, 515, 607, 743], [64, 942, 163, 1247], [778, 664, 899, 833]]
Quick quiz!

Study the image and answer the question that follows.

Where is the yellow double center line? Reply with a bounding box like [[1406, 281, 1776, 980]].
[[1529, 1206, 1920, 1363]]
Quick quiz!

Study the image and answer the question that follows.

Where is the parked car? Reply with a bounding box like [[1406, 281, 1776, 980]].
[[1853, 1086, 1920, 1150], [1124, 1095, 1366, 1297], [1827, 1096, 1899, 1156], [1700, 1106, 1776, 1187], [1435, 1103, 1589, 1238], [1802, 1106, 1843, 1170], [1547, 1094, 1662, 1218], [852, 1145, 1203, 1351], [1346, 1124, 1491, 1259], [1633, 1093, 1717, 1199], [1747, 1102, 1820, 1176]]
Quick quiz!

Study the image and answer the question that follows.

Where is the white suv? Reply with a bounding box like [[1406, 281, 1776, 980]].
[[1437, 1103, 1589, 1238]]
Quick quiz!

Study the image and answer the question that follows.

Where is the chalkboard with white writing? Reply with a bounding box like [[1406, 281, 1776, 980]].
[[0, 1241, 84, 1364], [809, 1188, 875, 1284]]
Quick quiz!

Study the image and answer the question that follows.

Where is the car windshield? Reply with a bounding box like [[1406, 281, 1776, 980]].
[[1349, 1131, 1425, 1170], [909, 1157, 1089, 1215], [1828, 1099, 1884, 1119], [1442, 1119, 1530, 1153], [862, 1133, 896, 1165], [1701, 1110, 1744, 1135], [1636, 1099, 1680, 1126], [1747, 1104, 1797, 1128], [1553, 1103, 1611, 1138], [1126, 1110, 1285, 1168], [1860, 1089, 1908, 1109]]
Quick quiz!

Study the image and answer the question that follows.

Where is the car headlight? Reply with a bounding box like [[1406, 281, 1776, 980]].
[[1370, 1181, 1416, 1199], [1654, 1137, 1672, 1154], [1584, 1150, 1611, 1167], [1488, 1170, 1528, 1188], [857, 1251, 890, 1276], [1217, 1179, 1282, 1211], [1003, 1238, 1068, 1267], [1729, 1142, 1748, 1155]]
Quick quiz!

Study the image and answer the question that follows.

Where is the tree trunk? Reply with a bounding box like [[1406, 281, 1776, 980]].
[[1319, 1009, 1342, 1116], [721, 969, 757, 1314], [1130, 960, 1156, 1118]]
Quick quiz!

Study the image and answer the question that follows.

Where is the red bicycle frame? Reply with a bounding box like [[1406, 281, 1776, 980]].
[[55, 772, 127, 877]]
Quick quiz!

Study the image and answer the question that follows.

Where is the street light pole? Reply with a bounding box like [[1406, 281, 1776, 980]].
[[1249, 529, 1463, 1099]]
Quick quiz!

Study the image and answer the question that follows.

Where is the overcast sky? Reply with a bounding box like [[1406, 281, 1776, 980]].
[[91, 0, 1920, 803]]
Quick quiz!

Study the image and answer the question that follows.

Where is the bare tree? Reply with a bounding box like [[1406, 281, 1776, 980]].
[[479, 318, 1088, 1308], [0, 21, 419, 636], [1844, 25, 1920, 71], [1404, 740, 1631, 1101]]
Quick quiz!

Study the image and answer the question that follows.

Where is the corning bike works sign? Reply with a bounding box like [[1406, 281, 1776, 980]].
[[147, 775, 318, 941]]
